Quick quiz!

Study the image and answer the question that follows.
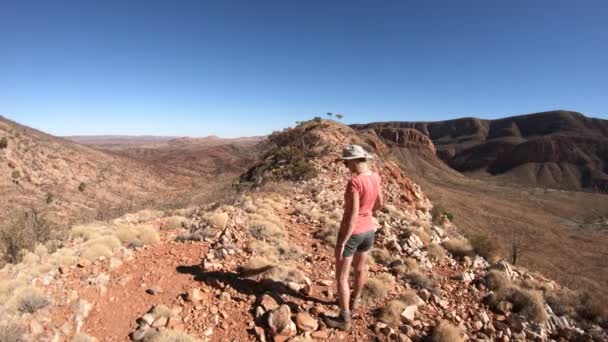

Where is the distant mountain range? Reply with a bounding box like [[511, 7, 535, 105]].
[[353, 110, 608, 192]]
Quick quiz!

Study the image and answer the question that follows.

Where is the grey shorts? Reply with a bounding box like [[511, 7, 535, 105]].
[[343, 230, 375, 257]]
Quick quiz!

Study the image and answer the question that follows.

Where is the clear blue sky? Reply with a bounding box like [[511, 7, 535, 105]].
[[1, 1, 606, 137]]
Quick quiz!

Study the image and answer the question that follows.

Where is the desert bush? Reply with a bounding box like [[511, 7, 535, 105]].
[[137, 225, 160, 244], [78, 182, 86, 192], [80, 243, 113, 261], [46, 192, 54, 204], [148, 329, 198, 342], [377, 300, 406, 326], [406, 271, 436, 292], [71, 332, 97, 342], [134, 209, 165, 222], [0, 137, 7, 149], [468, 234, 501, 262], [11, 170, 20, 179], [248, 220, 286, 244], [485, 270, 510, 291], [313, 225, 337, 246], [370, 248, 393, 265], [431, 320, 465, 342], [12, 286, 49, 314], [161, 216, 188, 230], [427, 243, 446, 261], [431, 204, 453, 224], [206, 212, 229, 229], [0, 226, 28, 264], [0, 321, 25, 342], [413, 229, 431, 246], [361, 273, 395, 304], [442, 238, 474, 259], [489, 285, 547, 322], [399, 288, 421, 305], [576, 292, 608, 325], [545, 289, 578, 317]]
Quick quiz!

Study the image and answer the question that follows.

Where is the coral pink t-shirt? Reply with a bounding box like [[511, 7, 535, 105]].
[[344, 172, 381, 235]]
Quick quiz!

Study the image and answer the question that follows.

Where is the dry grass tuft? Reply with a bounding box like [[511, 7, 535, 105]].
[[248, 220, 286, 244], [370, 248, 393, 265], [239, 256, 304, 284], [313, 224, 337, 246], [161, 216, 188, 230], [468, 234, 502, 262], [377, 300, 406, 326], [405, 271, 436, 292], [206, 212, 229, 229], [485, 270, 510, 291], [71, 332, 98, 342], [0, 321, 25, 342], [11, 286, 49, 314], [148, 329, 198, 342], [133, 209, 165, 222], [80, 243, 113, 261], [488, 285, 547, 322], [431, 320, 465, 342], [136, 225, 160, 244], [442, 238, 474, 259], [399, 288, 421, 306], [362, 273, 395, 304], [427, 243, 446, 261]]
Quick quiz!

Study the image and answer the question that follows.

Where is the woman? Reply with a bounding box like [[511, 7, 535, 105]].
[[324, 144, 383, 331]]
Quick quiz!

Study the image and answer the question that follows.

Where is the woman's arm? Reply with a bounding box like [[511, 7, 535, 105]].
[[373, 187, 384, 212], [338, 190, 359, 247]]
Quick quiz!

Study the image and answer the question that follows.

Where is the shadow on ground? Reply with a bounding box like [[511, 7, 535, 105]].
[[176, 264, 334, 306]]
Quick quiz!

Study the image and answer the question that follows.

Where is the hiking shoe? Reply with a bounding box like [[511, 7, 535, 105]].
[[323, 315, 351, 331]]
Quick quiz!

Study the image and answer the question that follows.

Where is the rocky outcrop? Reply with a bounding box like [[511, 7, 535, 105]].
[[352, 110, 608, 192]]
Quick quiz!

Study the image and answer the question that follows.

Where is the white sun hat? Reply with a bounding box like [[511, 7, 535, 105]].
[[341, 144, 375, 160]]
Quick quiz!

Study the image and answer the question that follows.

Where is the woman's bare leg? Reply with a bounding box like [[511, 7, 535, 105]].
[[351, 251, 368, 302], [337, 255, 354, 313]]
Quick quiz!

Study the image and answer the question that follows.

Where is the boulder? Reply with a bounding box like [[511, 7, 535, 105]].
[[268, 304, 297, 342], [295, 312, 318, 332], [400, 305, 418, 324]]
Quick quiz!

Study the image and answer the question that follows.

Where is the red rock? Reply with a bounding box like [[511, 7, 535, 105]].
[[295, 312, 318, 332]]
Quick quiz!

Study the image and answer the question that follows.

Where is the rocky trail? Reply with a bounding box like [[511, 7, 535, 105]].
[[1, 119, 606, 341]]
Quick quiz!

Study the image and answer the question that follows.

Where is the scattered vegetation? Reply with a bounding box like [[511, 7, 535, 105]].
[[0, 137, 7, 149], [442, 238, 474, 259], [431, 320, 465, 342], [78, 182, 87, 192], [468, 234, 501, 262], [377, 300, 406, 326], [361, 273, 395, 304], [484, 270, 510, 291], [427, 243, 446, 261], [148, 330, 198, 342], [370, 248, 393, 265], [46, 192, 54, 204], [206, 212, 229, 229], [12, 286, 49, 314], [0, 209, 51, 264], [0, 321, 25, 342], [71, 332, 98, 342], [431, 204, 453, 224], [546, 290, 608, 326], [161, 216, 188, 230], [312, 116, 322, 122], [405, 271, 436, 292], [487, 285, 548, 322], [248, 220, 286, 244]]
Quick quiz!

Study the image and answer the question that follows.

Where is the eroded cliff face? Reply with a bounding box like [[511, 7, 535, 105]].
[[352, 111, 608, 192]]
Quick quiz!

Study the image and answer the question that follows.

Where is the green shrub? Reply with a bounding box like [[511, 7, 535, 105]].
[[312, 117, 322, 122]]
